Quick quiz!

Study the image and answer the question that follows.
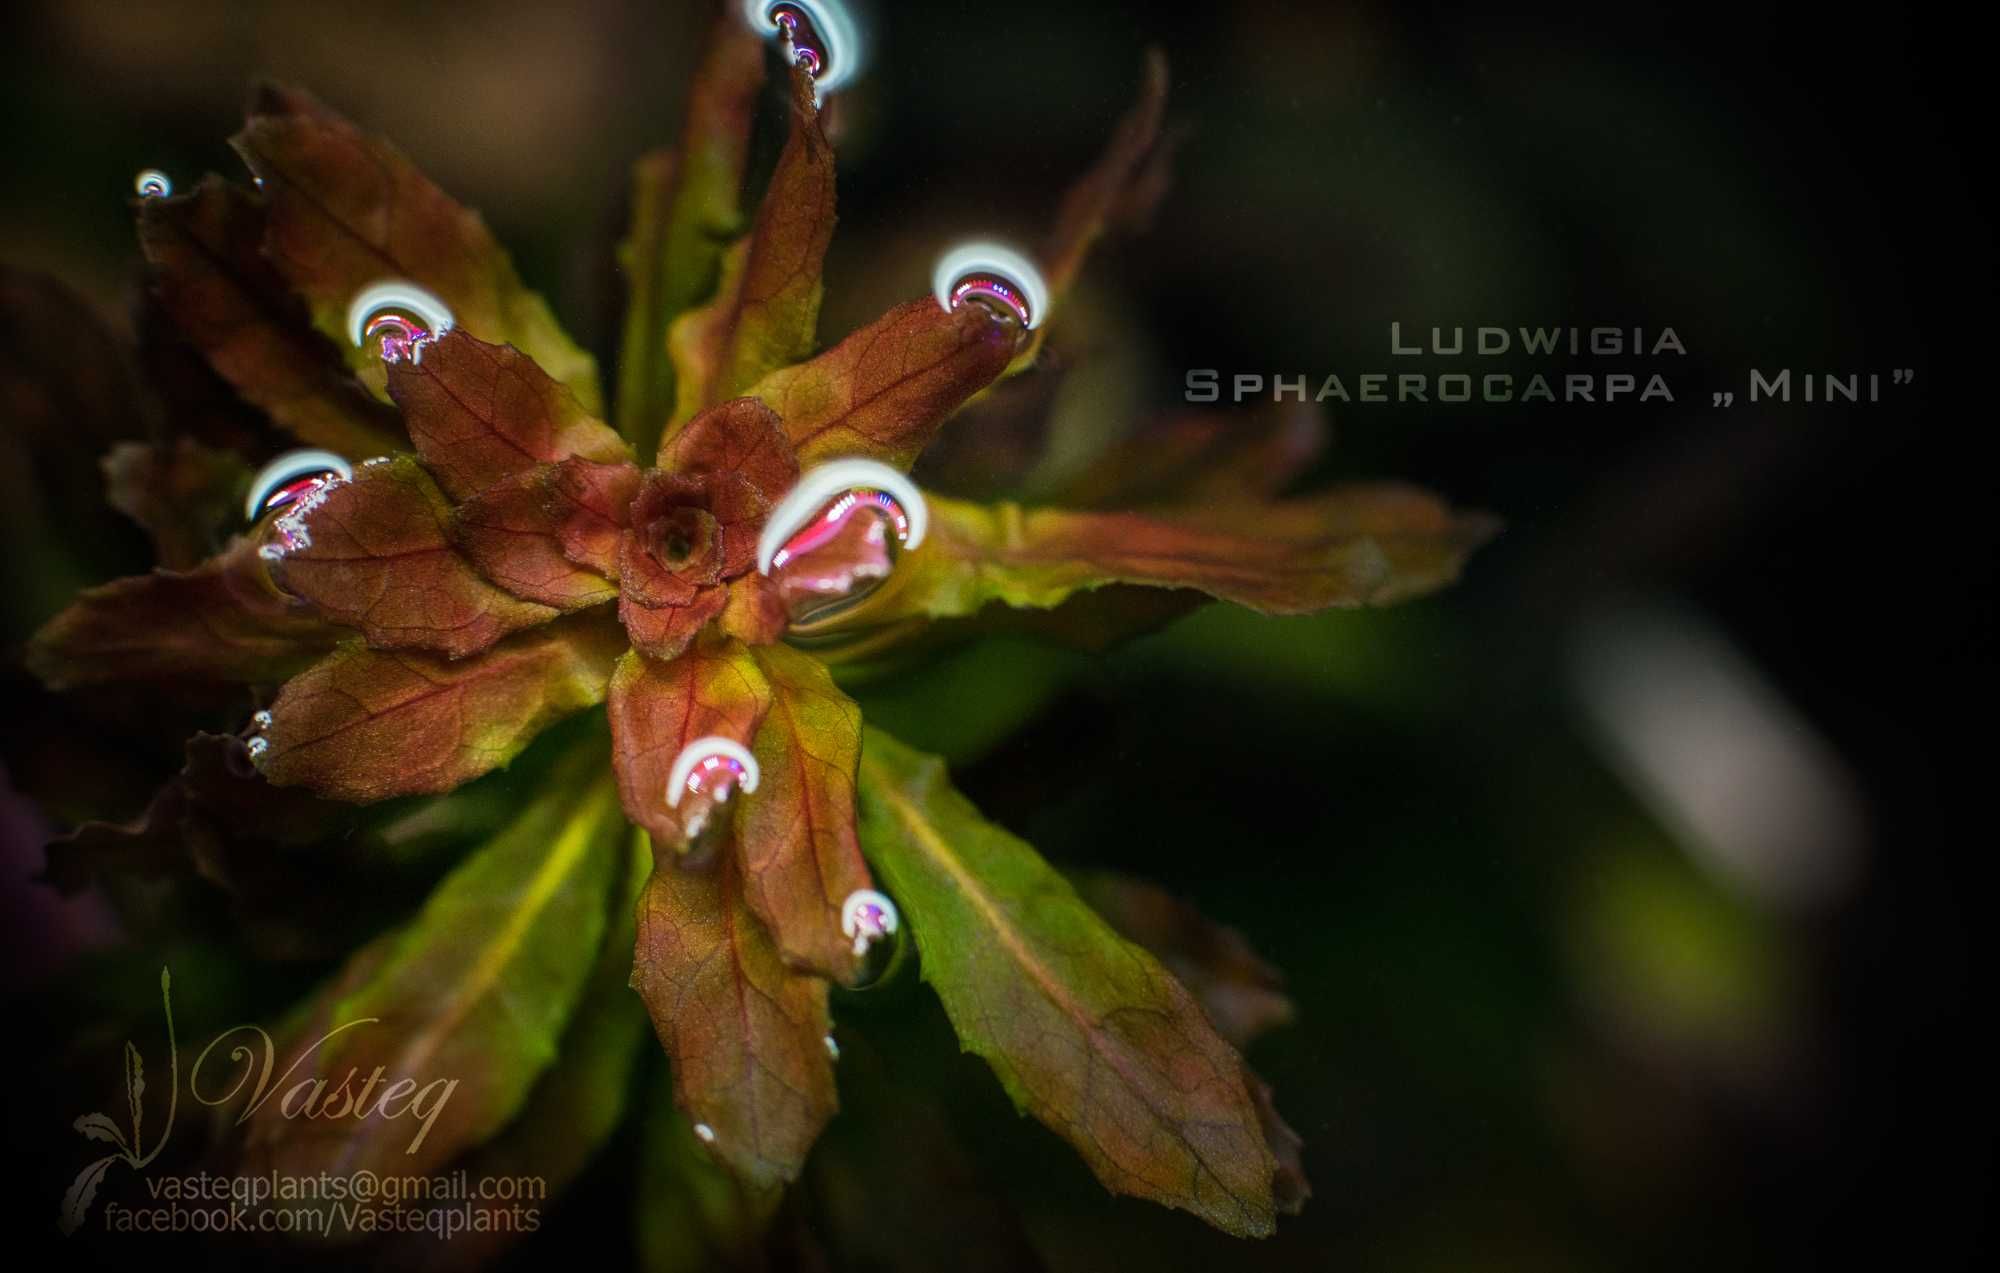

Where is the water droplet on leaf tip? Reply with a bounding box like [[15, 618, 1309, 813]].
[[245, 449, 352, 525], [744, 0, 862, 94], [932, 241, 1048, 330], [346, 280, 454, 364]]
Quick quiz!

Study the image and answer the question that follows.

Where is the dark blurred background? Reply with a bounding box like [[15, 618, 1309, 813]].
[[2, 1, 1988, 1269]]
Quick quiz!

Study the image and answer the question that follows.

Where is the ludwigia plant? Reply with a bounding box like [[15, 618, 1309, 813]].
[[22, 0, 1492, 1258]]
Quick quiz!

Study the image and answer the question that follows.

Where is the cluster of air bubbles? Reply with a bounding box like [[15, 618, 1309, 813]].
[[742, 0, 865, 97], [243, 709, 274, 762], [246, 449, 352, 560], [667, 737, 761, 839], [134, 169, 173, 199], [933, 242, 1047, 330], [346, 279, 455, 364], [757, 459, 926, 625]]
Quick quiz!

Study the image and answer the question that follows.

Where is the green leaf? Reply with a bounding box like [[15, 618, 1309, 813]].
[[385, 830, 654, 1271], [855, 727, 1279, 1238], [616, 18, 766, 456], [242, 750, 626, 1178]]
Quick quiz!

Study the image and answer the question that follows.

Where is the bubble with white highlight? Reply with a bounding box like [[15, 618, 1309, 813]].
[[134, 169, 173, 198], [245, 449, 352, 561], [346, 279, 455, 364], [932, 241, 1048, 330], [741, 0, 867, 96], [757, 459, 926, 626], [666, 736, 760, 841]]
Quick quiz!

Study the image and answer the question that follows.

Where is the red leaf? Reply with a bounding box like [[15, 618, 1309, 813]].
[[735, 642, 874, 983], [452, 467, 622, 611], [606, 641, 773, 851], [27, 537, 342, 689], [232, 84, 601, 409], [667, 63, 836, 421], [271, 455, 559, 657], [633, 850, 837, 1189], [752, 299, 1020, 471], [137, 176, 404, 457], [256, 609, 625, 802], [387, 329, 633, 503], [547, 456, 644, 578], [656, 396, 798, 500]]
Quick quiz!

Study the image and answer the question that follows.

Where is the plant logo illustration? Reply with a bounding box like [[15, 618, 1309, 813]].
[[60, 968, 177, 1236]]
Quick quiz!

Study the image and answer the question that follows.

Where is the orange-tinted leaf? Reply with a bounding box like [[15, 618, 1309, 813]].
[[632, 850, 837, 1189], [606, 640, 773, 850], [452, 468, 622, 611], [102, 438, 251, 569], [751, 299, 1019, 471], [735, 642, 873, 982], [256, 610, 624, 802], [137, 176, 404, 457], [272, 455, 558, 657], [1052, 404, 1326, 510], [846, 485, 1498, 631], [1041, 49, 1173, 300], [617, 18, 767, 454], [719, 573, 788, 647], [855, 728, 1278, 1237], [26, 537, 342, 689], [232, 85, 601, 409], [387, 329, 632, 502], [1070, 871, 1295, 1050], [668, 63, 836, 425]]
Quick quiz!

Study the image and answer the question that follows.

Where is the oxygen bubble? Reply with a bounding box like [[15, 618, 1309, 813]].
[[133, 169, 172, 198], [251, 710, 273, 731], [824, 1034, 840, 1061], [345, 279, 455, 364], [667, 737, 760, 840], [742, 0, 865, 95], [841, 889, 902, 988], [245, 736, 269, 760], [692, 1122, 717, 1145], [932, 241, 1048, 330], [244, 449, 351, 559], [757, 460, 926, 625]]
